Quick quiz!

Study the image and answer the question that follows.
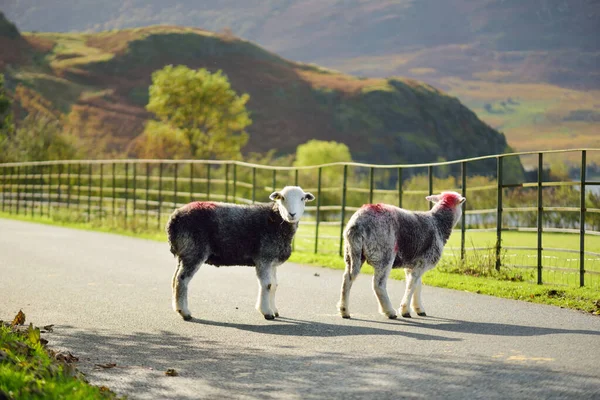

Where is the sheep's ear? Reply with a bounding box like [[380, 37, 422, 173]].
[[426, 195, 440, 203], [303, 192, 315, 202], [270, 192, 283, 201]]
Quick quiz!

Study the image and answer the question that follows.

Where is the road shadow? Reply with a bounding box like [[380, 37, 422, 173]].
[[353, 316, 600, 337], [47, 325, 600, 400], [188, 316, 460, 342]]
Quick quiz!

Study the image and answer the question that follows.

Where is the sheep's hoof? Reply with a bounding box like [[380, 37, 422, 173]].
[[264, 314, 275, 320], [417, 312, 427, 317], [341, 314, 351, 319], [182, 314, 192, 321], [401, 313, 411, 318], [388, 314, 398, 320]]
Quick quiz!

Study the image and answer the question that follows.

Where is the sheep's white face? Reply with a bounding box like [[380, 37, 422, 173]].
[[270, 186, 315, 223]]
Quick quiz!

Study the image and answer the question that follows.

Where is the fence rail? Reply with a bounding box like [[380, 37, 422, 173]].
[[2, 148, 600, 288]]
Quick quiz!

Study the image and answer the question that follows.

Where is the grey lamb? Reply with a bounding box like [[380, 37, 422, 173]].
[[338, 191, 466, 319]]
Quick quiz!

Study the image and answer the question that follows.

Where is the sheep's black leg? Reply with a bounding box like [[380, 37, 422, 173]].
[[255, 264, 276, 320], [173, 254, 205, 321], [372, 259, 397, 319]]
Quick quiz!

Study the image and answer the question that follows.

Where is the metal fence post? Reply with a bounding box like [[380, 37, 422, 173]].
[[16, 166, 22, 215], [9, 166, 14, 214], [369, 167, 374, 204], [31, 165, 35, 217], [232, 163, 237, 203], [339, 165, 348, 256], [315, 167, 322, 254], [225, 163, 229, 202], [537, 153, 543, 284], [580, 150, 586, 287], [189, 163, 194, 203], [100, 164, 104, 221], [461, 161, 467, 260], [124, 162, 129, 224], [398, 167, 403, 208], [77, 163, 82, 212], [112, 163, 116, 220], [158, 162, 163, 230], [48, 164, 52, 217], [38, 166, 42, 216], [173, 163, 178, 210], [428, 165, 433, 209], [1, 166, 5, 213], [132, 162, 137, 221], [57, 164, 62, 207], [66, 163, 71, 210], [496, 156, 503, 271], [272, 169, 277, 192], [87, 163, 92, 222], [146, 163, 150, 229], [207, 163, 211, 201], [252, 167, 256, 203]]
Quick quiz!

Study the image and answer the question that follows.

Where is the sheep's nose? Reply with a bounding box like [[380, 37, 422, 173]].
[[289, 213, 296, 218]]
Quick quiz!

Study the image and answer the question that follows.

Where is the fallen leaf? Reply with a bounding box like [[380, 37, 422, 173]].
[[43, 324, 54, 332], [55, 352, 79, 363], [314, 273, 320, 277], [95, 363, 117, 369], [165, 368, 179, 376], [11, 310, 25, 326]]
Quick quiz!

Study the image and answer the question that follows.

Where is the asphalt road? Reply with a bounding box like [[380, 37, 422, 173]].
[[1, 218, 600, 399]]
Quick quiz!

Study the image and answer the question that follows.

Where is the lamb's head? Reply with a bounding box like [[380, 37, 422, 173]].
[[270, 186, 315, 223], [426, 191, 466, 225]]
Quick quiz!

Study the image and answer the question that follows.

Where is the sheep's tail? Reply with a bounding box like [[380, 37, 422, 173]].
[[165, 211, 180, 257], [343, 224, 364, 275]]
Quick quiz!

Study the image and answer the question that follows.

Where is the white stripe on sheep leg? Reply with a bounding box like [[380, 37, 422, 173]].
[[166, 186, 314, 321], [269, 266, 279, 317], [255, 264, 276, 320], [410, 275, 427, 316], [338, 192, 465, 319]]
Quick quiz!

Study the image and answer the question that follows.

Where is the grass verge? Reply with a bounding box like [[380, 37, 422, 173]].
[[0, 313, 120, 399], [1, 211, 599, 315]]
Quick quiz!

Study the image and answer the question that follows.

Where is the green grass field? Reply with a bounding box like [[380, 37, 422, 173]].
[[293, 222, 600, 287]]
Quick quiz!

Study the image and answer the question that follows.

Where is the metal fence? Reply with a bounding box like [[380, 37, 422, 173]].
[[1, 148, 599, 287]]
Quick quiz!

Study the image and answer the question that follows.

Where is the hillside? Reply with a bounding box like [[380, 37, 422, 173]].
[[4, 0, 598, 167], [4, 0, 598, 89], [0, 16, 521, 178]]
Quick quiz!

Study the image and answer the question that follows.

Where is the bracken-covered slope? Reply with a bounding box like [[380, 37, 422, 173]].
[[0, 15, 522, 177]]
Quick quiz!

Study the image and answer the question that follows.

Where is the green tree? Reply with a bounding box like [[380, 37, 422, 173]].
[[145, 65, 251, 160], [294, 139, 352, 167], [6, 113, 80, 162]]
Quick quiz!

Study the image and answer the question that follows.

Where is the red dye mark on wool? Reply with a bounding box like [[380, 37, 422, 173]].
[[187, 201, 217, 210], [362, 203, 389, 213], [438, 192, 462, 208]]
